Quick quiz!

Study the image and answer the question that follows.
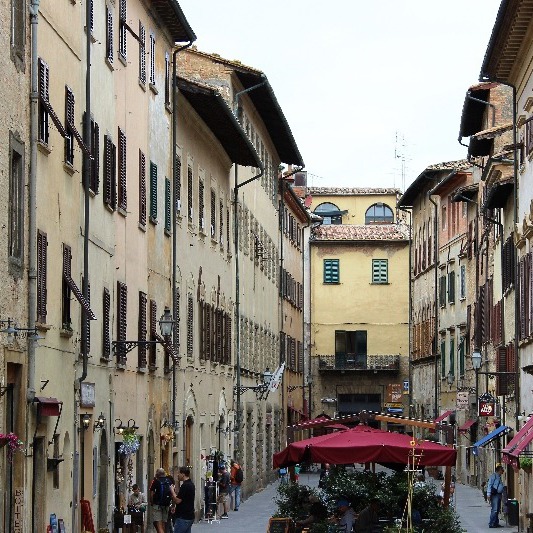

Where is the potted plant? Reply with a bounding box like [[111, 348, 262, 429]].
[[118, 428, 140, 456], [0, 432, 24, 461], [519, 456, 532, 473]]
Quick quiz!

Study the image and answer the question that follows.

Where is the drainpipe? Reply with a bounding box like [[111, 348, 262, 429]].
[[171, 38, 194, 451], [428, 171, 457, 419], [302, 216, 311, 418], [397, 206, 413, 416], [29, 4, 40, 531]]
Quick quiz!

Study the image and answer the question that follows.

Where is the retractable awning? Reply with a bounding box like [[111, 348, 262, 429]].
[[502, 417, 533, 468], [458, 419, 476, 433], [34, 396, 62, 417], [473, 425, 512, 456], [434, 410, 453, 423]]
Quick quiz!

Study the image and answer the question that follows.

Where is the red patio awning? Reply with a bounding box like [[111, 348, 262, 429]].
[[434, 410, 453, 423], [458, 419, 476, 433], [502, 417, 533, 468], [34, 397, 62, 417]]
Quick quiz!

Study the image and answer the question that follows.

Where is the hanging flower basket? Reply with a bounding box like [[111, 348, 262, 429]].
[[118, 429, 140, 456], [0, 433, 24, 462], [520, 456, 532, 473]]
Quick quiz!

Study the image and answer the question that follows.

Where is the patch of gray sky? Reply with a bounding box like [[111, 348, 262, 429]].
[[178, 1, 501, 191]]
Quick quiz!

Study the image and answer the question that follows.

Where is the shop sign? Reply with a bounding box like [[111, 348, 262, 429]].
[[386, 384, 402, 403], [384, 402, 403, 408], [479, 400, 496, 417], [456, 391, 469, 410], [13, 488, 23, 533]]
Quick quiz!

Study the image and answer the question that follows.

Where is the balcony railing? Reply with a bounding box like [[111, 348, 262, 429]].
[[318, 354, 400, 372]]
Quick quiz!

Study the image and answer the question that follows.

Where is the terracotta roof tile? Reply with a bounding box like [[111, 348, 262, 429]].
[[425, 159, 470, 171], [473, 123, 513, 140], [313, 223, 409, 242]]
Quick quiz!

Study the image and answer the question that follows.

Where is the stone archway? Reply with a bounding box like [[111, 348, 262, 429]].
[[98, 430, 109, 529]]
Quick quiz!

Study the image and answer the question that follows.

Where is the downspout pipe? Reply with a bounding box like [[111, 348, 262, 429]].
[[397, 205, 413, 416], [171, 39, 194, 442], [428, 171, 457, 419], [479, 74, 519, 430]]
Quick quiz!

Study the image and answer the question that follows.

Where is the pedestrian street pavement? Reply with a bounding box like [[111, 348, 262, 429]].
[[191, 472, 520, 533]]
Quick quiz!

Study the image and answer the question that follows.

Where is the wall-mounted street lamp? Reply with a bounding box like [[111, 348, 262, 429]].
[[112, 308, 176, 357], [127, 419, 139, 431], [93, 412, 106, 431], [0, 318, 44, 343], [234, 368, 273, 400], [81, 413, 91, 431], [114, 418, 126, 435], [161, 419, 180, 431]]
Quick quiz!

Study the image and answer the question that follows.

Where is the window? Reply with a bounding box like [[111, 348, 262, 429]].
[[372, 259, 388, 284], [459, 337, 465, 377], [118, 0, 127, 60], [210, 189, 216, 239], [440, 339, 446, 377], [138, 292, 147, 369], [187, 166, 193, 222], [449, 336, 455, 377], [64, 87, 75, 165], [11, 0, 25, 67], [149, 161, 157, 223], [38, 58, 50, 143], [164, 52, 170, 106], [187, 294, 194, 360], [313, 202, 342, 225], [62, 245, 72, 330], [149, 300, 157, 368], [8, 133, 24, 273], [138, 22, 146, 84], [323, 259, 340, 284], [106, 6, 114, 65], [138, 150, 146, 226], [335, 330, 367, 368], [117, 127, 127, 211], [198, 179, 204, 229], [219, 200, 224, 247], [37, 230, 47, 323], [164, 177, 171, 233], [89, 118, 100, 193], [441, 205, 447, 230], [103, 135, 117, 210], [81, 277, 91, 354], [365, 203, 394, 224], [174, 154, 181, 213], [448, 271, 455, 304], [439, 275, 446, 307], [149, 32, 155, 86], [116, 281, 128, 366], [102, 288, 111, 360], [460, 265, 466, 299]]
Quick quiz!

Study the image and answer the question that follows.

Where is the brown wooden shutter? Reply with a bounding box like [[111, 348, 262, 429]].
[[118, 127, 127, 211], [116, 281, 127, 366], [102, 287, 111, 359], [106, 6, 114, 63], [187, 294, 194, 359], [496, 346, 508, 396], [175, 154, 181, 207], [149, 299, 157, 368], [64, 86, 75, 164], [216, 309, 223, 361], [187, 166, 193, 221], [37, 230, 48, 323], [139, 22, 146, 83], [82, 279, 91, 355], [139, 150, 146, 226], [104, 135, 116, 209], [138, 292, 147, 369], [90, 120, 100, 193]]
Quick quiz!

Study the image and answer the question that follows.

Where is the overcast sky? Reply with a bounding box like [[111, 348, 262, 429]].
[[178, 1, 502, 191]]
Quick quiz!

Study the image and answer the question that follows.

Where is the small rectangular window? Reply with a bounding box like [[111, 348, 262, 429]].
[[372, 259, 388, 284], [323, 259, 339, 284], [11, 0, 25, 65]]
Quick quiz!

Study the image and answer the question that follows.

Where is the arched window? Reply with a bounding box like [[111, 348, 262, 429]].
[[365, 203, 394, 224], [313, 202, 342, 225]]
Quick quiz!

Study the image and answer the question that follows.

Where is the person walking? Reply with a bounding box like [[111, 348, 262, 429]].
[[217, 464, 231, 519], [229, 459, 243, 511], [486, 464, 505, 528], [149, 468, 172, 533], [169, 466, 195, 533]]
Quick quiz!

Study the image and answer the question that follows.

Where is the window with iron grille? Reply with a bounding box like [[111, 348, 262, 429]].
[[64, 87, 75, 165], [187, 294, 194, 359], [102, 288, 111, 360], [103, 135, 117, 209], [164, 177, 171, 233], [117, 127, 127, 211], [323, 259, 339, 284], [138, 150, 146, 226], [8, 134, 24, 274], [118, 0, 127, 60], [149, 161, 157, 223], [210, 189, 216, 239], [174, 154, 181, 212], [11, 0, 25, 67], [89, 118, 100, 193], [372, 259, 388, 284], [116, 281, 128, 366], [187, 166, 193, 222], [164, 52, 170, 106], [138, 292, 147, 369], [138, 22, 146, 84], [198, 179, 204, 230], [37, 230, 47, 323], [62, 244, 72, 330], [106, 6, 114, 64], [149, 32, 155, 86], [149, 299, 157, 369]]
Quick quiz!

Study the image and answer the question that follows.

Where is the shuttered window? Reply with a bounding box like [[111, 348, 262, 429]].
[[64, 86, 75, 165], [224, 311, 232, 364], [106, 6, 114, 64], [210, 190, 216, 239], [81, 278, 91, 355], [164, 52, 170, 106], [219, 200, 224, 248], [440, 339, 446, 377], [103, 135, 116, 209], [459, 337, 465, 377], [187, 294, 194, 359], [118, 0, 127, 59], [439, 275, 446, 307], [372, 259, 388, 283], [449, 337, 455, 377], [149, 299, 157, 369], [116, 281, 128, 366], [11, 0, 25, 63], [149, 161, 157, 222], [164, 177, 171, 233], [323, 259, 339, 284], [187, 166, 193, 221], [174, 288, 180, 347], [138, 150, 146, 226], [62, 244, 72, 330], [526, 116, 533, 156], [198, 179, 204, 230], [138, 291, 147, 369], [227, 208, 230, 252], [149, 32, 155, 86], [174, 154, 181, 212], [138, 22, 146, 84], [117, 127, 127, 211], [37, 230, 48, 323], [90, 118, 100, 193], [102, 288, 111, 360], [448, 271, 455, 304], [38, 58, 50, 143]]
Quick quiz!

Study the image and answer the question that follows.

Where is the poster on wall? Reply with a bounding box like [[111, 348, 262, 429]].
[[456, 391, 469, 410]]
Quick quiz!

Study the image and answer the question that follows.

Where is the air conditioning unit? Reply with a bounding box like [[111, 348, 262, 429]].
[[176, 199, 181, 212]]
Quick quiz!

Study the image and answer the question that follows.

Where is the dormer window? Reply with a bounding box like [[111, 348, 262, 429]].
[[365, 203, 394, 224], [314, 202, 343, 225]]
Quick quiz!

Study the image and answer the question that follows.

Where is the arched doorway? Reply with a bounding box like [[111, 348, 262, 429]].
[[98, 430, 109, 529]]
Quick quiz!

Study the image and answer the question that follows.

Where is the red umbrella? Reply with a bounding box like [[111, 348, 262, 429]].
[[273, 425, 456, 468]]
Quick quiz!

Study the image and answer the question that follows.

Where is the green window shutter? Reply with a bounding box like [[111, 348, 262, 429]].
[[459, 337, 465, 376], [165, 177, 171, 232], [440, 340, 446, 377], [448, 272, 455, 304], [449, 337, 455, 376], [149, 162, 157, 221], [372, 259, 388, 283], [324, 259, 339, 283]]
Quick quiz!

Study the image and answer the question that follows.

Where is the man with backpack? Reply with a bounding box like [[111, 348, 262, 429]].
[[149, 467, 172, 533], [230, 459, 243, 511]]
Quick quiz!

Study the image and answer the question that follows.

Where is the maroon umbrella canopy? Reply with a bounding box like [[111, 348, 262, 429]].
[[273, 425, 456, 468]]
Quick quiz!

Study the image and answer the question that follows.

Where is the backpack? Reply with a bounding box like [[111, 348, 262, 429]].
[[235, 467, 244, 483], [152, 477, 172, 507]]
